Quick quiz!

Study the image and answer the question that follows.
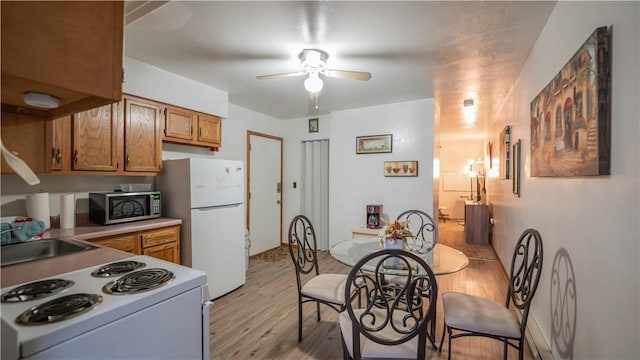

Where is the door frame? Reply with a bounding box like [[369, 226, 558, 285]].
[[246, 130, 284, 247]]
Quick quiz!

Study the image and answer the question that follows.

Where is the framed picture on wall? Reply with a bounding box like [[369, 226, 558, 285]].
[[530, 26, 611, 177], [356, 134, 393, 154], [500, 126, 511, 179], [513, 139, 521, 197], [308, 118, 319, 133], [384, 161, 417, 177]]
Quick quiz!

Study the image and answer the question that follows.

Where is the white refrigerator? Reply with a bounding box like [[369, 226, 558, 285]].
[[157, 158, 246, 299]]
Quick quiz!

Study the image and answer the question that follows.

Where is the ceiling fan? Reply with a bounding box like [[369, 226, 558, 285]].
[[256, 49, 372, 93]]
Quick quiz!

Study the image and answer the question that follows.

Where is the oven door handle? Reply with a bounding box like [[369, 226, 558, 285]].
[[202, 300, 214, 359]]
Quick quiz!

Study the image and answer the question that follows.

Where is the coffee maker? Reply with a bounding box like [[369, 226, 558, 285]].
[[366, 204, 383, 229]]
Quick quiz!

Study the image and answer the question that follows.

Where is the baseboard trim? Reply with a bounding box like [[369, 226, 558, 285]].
[[512, 308, 554, 360]]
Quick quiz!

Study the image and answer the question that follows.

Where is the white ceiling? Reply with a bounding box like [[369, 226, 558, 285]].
[[124, 1, 556, 140]]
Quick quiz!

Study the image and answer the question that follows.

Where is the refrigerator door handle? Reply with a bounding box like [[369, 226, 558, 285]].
[[276, 182, 281, 193]]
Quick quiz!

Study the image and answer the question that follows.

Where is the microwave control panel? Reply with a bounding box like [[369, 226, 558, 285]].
[[152, 194, 161, 215]]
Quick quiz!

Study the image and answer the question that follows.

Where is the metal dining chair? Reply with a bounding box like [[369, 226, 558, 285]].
[[395, 210, 439, 254], [339, 249, 438, 360], [439, 228, 544, 360], [287, 214, 357, 342]]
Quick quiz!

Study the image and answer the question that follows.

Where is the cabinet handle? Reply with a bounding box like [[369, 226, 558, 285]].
[[51, 147, 56, 161], [73, 150, 79, 164], [199, 127, 202, 137], [190, 125, 193, 136], [126, 154, 130, 166], [55, 149, 61, 164]]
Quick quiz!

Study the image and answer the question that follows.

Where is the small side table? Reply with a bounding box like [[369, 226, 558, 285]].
[[351, 227, 380, 239]]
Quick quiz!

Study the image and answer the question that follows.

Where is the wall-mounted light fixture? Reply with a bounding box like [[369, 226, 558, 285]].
[[23, 91, 59, 109], [463, 98, 476, 124]]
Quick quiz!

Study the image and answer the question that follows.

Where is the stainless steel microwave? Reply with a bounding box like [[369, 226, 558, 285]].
[[89, 191, 161, 225]]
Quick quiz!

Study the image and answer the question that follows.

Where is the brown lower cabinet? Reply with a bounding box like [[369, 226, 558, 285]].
[[87, 225, 180, 264]]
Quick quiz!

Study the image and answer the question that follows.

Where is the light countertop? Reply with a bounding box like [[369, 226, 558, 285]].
[[1, 218, 182, 287]]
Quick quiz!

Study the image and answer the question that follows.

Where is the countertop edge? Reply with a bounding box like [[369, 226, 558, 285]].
[[43, 218, 182, 240]]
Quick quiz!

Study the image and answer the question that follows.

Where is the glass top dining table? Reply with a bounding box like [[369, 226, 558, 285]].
[[330, 237, 469, 275]]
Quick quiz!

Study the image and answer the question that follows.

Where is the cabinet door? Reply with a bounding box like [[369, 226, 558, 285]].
[[164, 106, 194, 141], [197, 114, 221, 146], [143, 242, 180, 264], [0, 111, 45, 174], [124, 96, 162, 173], [72, 103, 119, 171], [91, 233, 140, 254], [140, 226, 180, 248], [46, 115, 71, 172]]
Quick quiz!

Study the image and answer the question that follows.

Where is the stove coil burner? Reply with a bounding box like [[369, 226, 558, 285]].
[[91, 260, 146, 277], [15, 293, 103, 325], [1, 279, 74, 303], [102, 268, 175, 295]]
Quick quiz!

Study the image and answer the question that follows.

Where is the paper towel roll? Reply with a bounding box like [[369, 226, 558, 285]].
[[26, 192, 50, 229], [60, 194, 75, 229]]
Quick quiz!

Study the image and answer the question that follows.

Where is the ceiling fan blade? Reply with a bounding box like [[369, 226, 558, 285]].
[[323, 69, 371, 81], [256, 71, 307, 80]]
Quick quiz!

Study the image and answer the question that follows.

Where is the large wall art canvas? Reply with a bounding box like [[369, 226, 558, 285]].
[[530, 26, 611, 177]]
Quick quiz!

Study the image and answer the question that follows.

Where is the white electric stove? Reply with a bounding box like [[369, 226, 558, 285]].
[[1, 255, 211, 360]]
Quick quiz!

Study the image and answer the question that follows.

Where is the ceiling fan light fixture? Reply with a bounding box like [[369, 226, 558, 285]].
[[300, 49, 327, 70], [304, 73, 324, 93]]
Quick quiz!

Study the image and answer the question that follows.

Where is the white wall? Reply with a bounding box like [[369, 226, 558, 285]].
[[487, 2, 639, 358], [0, 175, 154, 221], [260, 98, 435, 248], [123, 57, 229, 118], [327, 99, 435, 246]]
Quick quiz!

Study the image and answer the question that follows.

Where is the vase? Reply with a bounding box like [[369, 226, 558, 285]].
[[383, 238, 406, 269], [384, 238, 405, 250]]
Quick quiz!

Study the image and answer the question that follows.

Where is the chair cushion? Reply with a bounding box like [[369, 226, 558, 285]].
[[339, 308, 423, 359], [301, 273, 349, 305], [442, 291, 521, 339]]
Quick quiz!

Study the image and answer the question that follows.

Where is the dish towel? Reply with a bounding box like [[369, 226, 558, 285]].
[[1, 220, 46, 243]]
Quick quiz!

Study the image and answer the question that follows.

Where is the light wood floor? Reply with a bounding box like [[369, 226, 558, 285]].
[[209, 231, 534, 359]]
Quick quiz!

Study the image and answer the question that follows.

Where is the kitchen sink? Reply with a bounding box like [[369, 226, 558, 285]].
[[1, 238, 98, 267]]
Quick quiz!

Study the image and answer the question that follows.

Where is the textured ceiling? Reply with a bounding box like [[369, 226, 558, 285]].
[[124, 1, 556, 140]]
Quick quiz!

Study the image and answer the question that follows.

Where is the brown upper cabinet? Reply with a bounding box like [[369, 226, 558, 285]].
[[123, 96, 162, 173], [165, 105, 195, 141], [0, 1, 123, 118], [44, 95, 162, 176], [72, 104, 120, 172], [163, 105, 222, 148], [197, 114, 222, 146]]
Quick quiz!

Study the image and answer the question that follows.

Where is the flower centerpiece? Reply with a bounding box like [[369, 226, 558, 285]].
[[379, 219, 415, 248]]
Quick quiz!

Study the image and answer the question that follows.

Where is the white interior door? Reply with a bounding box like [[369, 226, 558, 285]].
[[248, 133, 282, 255]]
